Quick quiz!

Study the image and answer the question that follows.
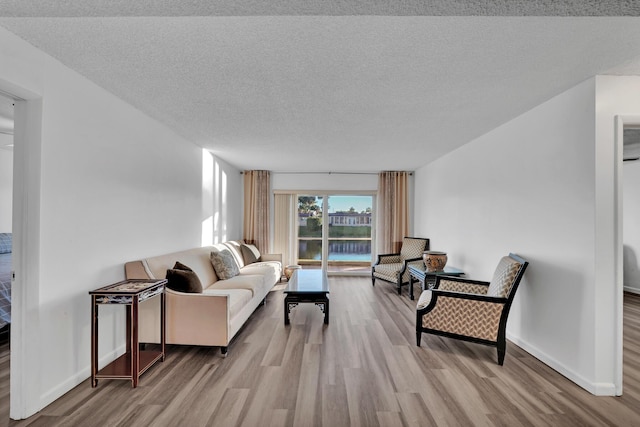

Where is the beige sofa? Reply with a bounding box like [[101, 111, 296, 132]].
[[125, 240, 282, 356]]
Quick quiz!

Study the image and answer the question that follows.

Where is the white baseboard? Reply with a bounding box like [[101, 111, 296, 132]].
[[623, 286, 640, 296], [40, 345, 126, 409], [506, 333, 616, 396]]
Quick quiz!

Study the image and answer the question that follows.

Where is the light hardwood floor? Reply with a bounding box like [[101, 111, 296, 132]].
[[1, 278, 640, 426]]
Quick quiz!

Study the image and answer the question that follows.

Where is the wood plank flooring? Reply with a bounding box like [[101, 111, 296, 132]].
[[1, 278, 640, 426]]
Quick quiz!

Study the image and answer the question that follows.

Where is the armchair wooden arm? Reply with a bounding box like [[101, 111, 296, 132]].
[[374, 253, 401, 265]]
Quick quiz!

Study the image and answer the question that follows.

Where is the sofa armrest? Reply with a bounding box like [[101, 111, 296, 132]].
[[261, 253, 282, 264], [139, 290, 230, 346]]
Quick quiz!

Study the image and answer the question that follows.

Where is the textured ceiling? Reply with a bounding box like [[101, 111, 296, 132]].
[[1, 0, 639, 17], [1, 2, 640, 172]]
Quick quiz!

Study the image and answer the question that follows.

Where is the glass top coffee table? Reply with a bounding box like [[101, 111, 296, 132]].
[[284, 269, 330, 325]]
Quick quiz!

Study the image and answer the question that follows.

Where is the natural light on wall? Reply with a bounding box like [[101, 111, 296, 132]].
[[201, 149, 214, 246], [214, 160, 228, 243], [202, 149, 229, 246]]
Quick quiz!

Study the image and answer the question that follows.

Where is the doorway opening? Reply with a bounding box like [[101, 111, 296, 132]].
[[0, 92, 13, 346], [615, 116, 640, 396]]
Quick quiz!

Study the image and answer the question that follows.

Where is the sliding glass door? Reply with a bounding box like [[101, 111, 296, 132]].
[[297, 193, 374, 274]]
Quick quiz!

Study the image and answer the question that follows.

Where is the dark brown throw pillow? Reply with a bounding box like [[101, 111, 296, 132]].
[[166, 268, 203, 293], [241, 244, 261, 265], [173, 261, 193, 271]]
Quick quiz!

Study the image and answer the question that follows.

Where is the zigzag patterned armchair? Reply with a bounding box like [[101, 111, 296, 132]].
[[372, 237, 429, 296], [416, 253, 528, 365]]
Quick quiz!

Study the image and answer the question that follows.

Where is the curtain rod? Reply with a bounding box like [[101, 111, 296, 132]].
[[241, 171, 412, 176]]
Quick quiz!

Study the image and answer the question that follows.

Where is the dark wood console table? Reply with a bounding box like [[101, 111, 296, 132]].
[[408, 265, 465, 300], [90, 279, 166, 388]]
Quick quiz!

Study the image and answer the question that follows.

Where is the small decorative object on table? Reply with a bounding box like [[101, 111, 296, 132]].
[[423, 251, 448, 272], [284, 265, 301, 281]]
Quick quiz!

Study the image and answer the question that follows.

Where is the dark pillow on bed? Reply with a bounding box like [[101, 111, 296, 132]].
[[0, 233, 11, 254], [165, 265, 203, 293]]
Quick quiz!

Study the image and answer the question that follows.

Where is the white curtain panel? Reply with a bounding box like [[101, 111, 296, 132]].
[[377, 171, 409, 254], [243, 170, 270, 253], [274, 193, 298, 266]]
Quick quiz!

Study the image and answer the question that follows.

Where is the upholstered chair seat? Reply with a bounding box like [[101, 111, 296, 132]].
[[416, 253, 528, 365]]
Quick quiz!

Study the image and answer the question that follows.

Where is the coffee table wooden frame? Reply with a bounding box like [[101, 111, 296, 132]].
[[284, 269, 329, 325]]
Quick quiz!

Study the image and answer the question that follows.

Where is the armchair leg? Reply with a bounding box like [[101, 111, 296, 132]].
[[416, 331, 422, 347], [497, 343, 506, 365]]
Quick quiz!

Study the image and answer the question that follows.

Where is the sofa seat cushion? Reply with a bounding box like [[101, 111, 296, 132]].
[[202, 288, 252, 320], [207, 274, 267, 297], [240, 261, 281, 288]]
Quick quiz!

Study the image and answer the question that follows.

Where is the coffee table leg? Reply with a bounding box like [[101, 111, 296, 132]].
[[324, 297, 329, 324], [284, 297, 290, 325]]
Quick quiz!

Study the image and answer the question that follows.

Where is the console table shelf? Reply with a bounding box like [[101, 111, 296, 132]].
[[89, 279, 167, 388]]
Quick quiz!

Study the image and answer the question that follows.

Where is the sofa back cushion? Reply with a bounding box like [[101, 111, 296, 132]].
[[144, 246, 218, 287], [212, 241, 245, 268]]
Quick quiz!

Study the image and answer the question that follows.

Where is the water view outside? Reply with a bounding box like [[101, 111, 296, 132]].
[[298, 195, 373, 269], [298, 240, 372, 261]]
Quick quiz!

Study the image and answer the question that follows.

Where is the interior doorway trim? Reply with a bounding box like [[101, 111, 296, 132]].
[[0, 77, 43, 420], [614, 115, 640, 396]]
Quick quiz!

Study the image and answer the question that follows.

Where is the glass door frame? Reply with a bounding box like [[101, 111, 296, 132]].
[[297, 191, 376, 275]]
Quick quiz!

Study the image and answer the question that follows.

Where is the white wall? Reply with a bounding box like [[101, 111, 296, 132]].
[[272, 172, 379, 192], [0, 26, 209, 417], [0, 142, 12, 232], [414, 78, 601, 393], [623, 160, 640, 294]]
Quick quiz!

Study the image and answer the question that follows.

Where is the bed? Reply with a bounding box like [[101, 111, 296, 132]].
[[0, 233, 11, 345]]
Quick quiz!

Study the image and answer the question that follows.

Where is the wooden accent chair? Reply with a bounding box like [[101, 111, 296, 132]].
[[372, 237, 429, 296], [416, 253, 528, 365]]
